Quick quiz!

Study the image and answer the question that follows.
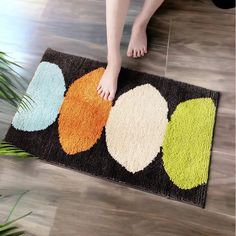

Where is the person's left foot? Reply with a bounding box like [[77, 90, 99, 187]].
[[127, 23, 147, 58]]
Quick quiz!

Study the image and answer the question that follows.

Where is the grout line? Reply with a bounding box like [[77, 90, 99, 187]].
[[164, 19, 172, 77]]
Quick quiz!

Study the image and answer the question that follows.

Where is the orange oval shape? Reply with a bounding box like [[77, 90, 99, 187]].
[[58, 67, 112, 154]]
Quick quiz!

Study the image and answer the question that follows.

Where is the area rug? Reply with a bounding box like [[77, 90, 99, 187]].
[[3, 48, 219, 208]]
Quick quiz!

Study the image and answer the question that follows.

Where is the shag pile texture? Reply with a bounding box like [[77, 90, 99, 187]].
[[4, 48, 219, 208]]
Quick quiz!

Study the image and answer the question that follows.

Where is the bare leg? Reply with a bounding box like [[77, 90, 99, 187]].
[[97, 0, 130, 101], [127, 0, 165, 58]]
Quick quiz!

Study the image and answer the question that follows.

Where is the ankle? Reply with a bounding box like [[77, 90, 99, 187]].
[[106, 60, 121, 77], [133, 18, 148, 31], [107, 54, 122, 67]]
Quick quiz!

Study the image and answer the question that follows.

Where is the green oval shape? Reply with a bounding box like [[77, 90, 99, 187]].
[[162, 98, 216, 190]]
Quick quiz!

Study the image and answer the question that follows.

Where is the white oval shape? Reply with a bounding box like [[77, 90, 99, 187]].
[[12, 62, 66, 131], [105, 84, 169, 173]]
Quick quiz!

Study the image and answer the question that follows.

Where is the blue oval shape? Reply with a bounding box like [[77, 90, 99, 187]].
[[12, 62, 66, 131]]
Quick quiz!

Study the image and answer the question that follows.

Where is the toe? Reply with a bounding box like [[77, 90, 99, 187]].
[[100, 90, 106, 99], [144, 47, 147, 53], [127, 48, 133, 57], [108, 91, 115, 101], [140, 49, 143, 57], [97, 84, 102, 91], [104, 91, 110, 100], [133, 50, 138, 58], [131, 49, 135, 57], [137, 50, 141, 57], [141, 49, 145, 56], [97, 87, 103, 95], [132, 50, 135, 58]]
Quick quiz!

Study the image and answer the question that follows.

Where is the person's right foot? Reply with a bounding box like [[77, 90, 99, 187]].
[[97, 56, 121, 101]]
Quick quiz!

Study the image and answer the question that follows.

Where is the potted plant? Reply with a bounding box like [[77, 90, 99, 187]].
[[0, 52, 35, 235]]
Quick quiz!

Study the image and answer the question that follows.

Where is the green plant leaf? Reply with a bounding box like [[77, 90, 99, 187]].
[[0, 225, 26, 236], [0, 189, 32, 236], [0, 226, 18, 234], [0, 212, 32, 229], [4, 231, 25, 236], [0, 141, 35, 158], [0, 51, 34, 109], [4, 191, 29, 224]]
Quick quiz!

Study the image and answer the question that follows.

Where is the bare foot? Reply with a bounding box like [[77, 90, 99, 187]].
[[97, 56, 121, 101], [127, 23, 147, 58]]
